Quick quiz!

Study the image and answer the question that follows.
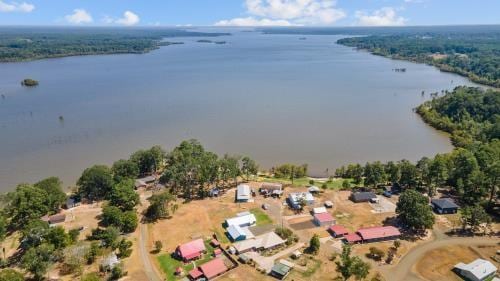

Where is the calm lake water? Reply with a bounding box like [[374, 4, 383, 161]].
[[0, 29, 479, 190]]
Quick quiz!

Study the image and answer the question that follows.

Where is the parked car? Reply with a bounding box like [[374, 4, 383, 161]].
[[383, 191, 392, 198], [262, 203, 270, 210]]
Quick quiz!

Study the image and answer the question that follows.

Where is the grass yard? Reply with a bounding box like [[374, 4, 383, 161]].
[[250, 208, 273, 225], [157, 240, 215, 281], [257, 175, 356, 190]]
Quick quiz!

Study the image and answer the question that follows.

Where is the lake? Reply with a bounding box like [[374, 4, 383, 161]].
[[0, 28, 479, 190]]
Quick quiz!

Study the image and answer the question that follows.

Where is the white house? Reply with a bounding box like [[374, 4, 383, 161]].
[[454, 259, 497, 281], [236, 184, 251, 202], [288, 192, 314, 209], [225, 213, 257, 228], [233, 231, 286, 254]]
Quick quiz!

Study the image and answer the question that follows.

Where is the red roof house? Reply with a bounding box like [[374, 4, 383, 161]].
[[176, 239, 206, 261], [188, 268, 203, 279], [344, 233, 362, 244], [199, 258, 228, 280], [313, 212, 335, 226], [329, 225, 349, 237], [357, 226, 401, 242]]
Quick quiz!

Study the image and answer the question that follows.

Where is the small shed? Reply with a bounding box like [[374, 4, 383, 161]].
[[270, 262, 292, 280], [42, 213, 66, 225], [313, 212, 335, 227], [344, 233, 362, 244], [329, 225, 349, 238], [431, 198, 459, 214], [227, 225, 247, 241], [236, 184, 251, 202], [313, 207, 327, 214], [350, 192, 377, 203], [308, 186, 320, 193]]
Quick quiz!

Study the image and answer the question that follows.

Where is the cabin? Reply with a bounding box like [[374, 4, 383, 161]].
[[308, 186, 320, 194], [454, 259, 497, 281], [42, 213, 67, 225], [175, 239, 206, 262], [233, 231, 286, 254], [189, 258, 228, 280], [260, 182, 283, 197], [225, 213, 257, 228], [350, 192, 377, 203], [227, 224, 254, 241], [431, 198, 459, 214], [313, 212, 335, 227], [357, 226, 401, 243], [270, 261, 293, 280], [329, 225, 349, 238], [288, 192, 314, 209], [236, 184, 251, 202]]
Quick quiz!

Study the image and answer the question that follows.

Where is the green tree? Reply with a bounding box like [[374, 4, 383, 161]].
[[145, 191, 174, 221], [460, 204, 491, 233], [7, 184, 49, 229], [385, 161, 401, 183], [342, 179, 351, 189], [21, 243, 54, 281], [111, 159, 139, 182], [218, 154, 240, 186], [20, 220, 50, 250], [336, 244, 371, 281], [154, 240, 163, 253], [117, 239, 133, 258], [109, 179, 140, 211], [101, 206, 123, 228], [241, 156, 258, 180], [396, 190, 435, 231], [130, 146, 165, 176], [0, 269, 24, 281], [77, 165, 114, 201], [399, 160, 418, 187], [46, 226, 70, 249], [120, 211, 138, 233], [34, 177, 66, 213], [364, 161, 386, 187], [308, 234, 320, 254]]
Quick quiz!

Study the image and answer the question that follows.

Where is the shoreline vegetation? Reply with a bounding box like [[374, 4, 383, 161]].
[[21, 78, 39, 87], [337, 35, 500, 88], [0, 28, 228, 62]]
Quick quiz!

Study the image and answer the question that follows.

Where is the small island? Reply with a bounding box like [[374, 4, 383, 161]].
[[197, 39, 213, 43], [21, 78, 39, 87]]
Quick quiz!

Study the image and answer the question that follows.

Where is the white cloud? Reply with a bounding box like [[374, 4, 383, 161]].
[[65, 9, 93, 24], [355, 7, 407, 26], [215, 17, 294, 27], [115, 10, 140, 26], [215, 0, 346, 26], [0, 0, 34, 13]]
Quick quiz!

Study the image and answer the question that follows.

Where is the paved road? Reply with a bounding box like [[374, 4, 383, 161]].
[[139, 223, 163, 281], [379, 234, 499, 281]]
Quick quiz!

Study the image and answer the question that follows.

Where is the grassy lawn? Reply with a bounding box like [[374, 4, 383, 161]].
[[257, 175, 357, 190], [250, 208, 273, 225], [157, 240, 215, 281]]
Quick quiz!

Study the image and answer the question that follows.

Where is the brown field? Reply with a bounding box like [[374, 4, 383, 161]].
[[415, 244, 497, 281], [60, 203, 103, 239], [332, 191, 393, 231], [218, 266, 274, 281]]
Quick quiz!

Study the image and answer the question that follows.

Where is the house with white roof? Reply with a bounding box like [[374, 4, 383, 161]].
[[454, 258, 497, 281], [236, 184, 251, 202], [225, 213, 257, 228], [288, 192, 314, 209], [233, 231, 286, 254]]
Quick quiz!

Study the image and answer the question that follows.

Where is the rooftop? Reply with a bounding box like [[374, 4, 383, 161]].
[[344, 233, 362, 243], [357, 226, 401, 240], [455, 259, 497, 280], [199, 258, 228, 279], [237, 184, 251, 200], [431, 198, 459, 209], [226, 213, 257, 227], [314, 212, 334, 223], [351, 191, 377, 201], [177, 239, 206, 259], [329, 225, 349, 235]]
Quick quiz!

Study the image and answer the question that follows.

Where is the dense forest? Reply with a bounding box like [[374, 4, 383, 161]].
[[417, 86, 500, 147], [337, 32, 500, 87], [0, 28, 228, 62], [337, 86, 499, 217]]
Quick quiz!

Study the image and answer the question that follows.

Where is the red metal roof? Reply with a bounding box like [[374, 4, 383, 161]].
[[329, 225, 349, 235], [200, 258, 228, 279], [189, 268, 203, 279], [314, 212, 334, 223], [344, 233, 362, 243], [357, 226, 401, 240], [177, 239, 206, 260]]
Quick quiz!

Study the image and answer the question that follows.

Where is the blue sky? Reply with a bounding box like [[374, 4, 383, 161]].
[[0, 0, 499, 27]]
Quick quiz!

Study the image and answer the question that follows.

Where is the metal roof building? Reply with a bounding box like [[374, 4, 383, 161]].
[[454, 259, 497, 281]]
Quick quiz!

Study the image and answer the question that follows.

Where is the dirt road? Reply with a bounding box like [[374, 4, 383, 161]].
[[379, 234, 499, 281]]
